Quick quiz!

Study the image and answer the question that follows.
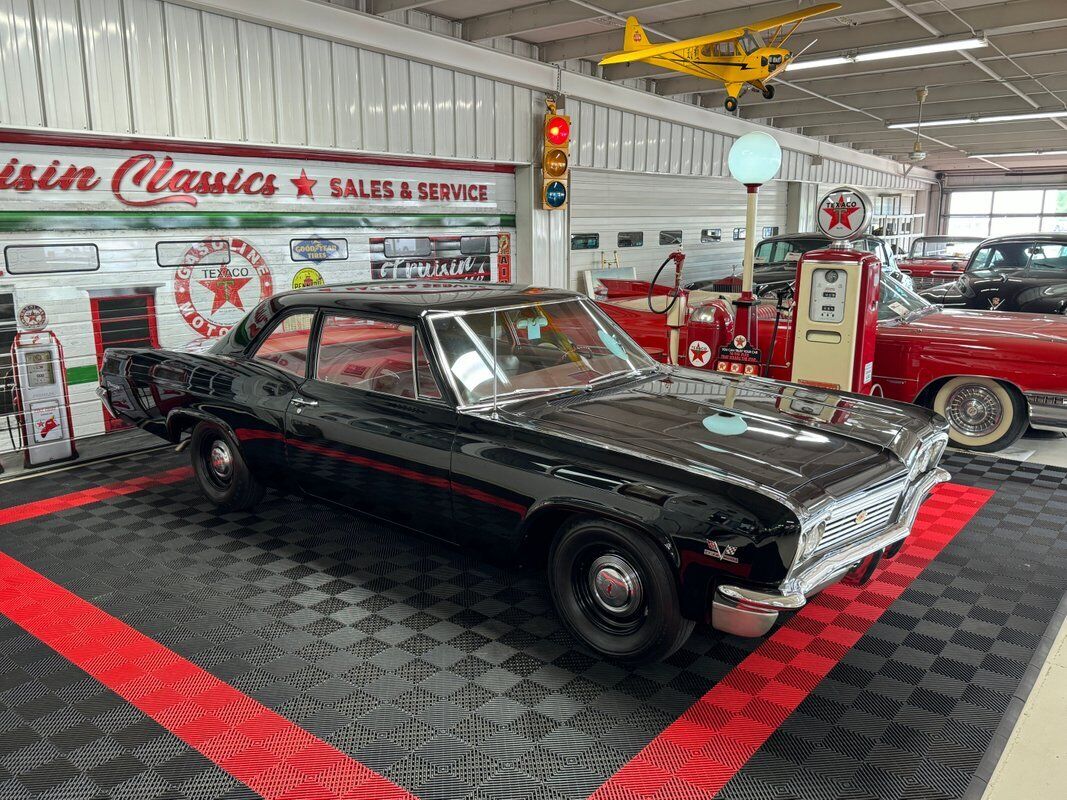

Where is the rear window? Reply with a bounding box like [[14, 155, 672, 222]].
[[252, 312, 315, 378]]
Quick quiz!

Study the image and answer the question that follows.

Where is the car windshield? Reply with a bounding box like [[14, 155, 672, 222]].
[[429, 298, 656, 406], [754, 238, 827, 264], [878, 274, 932, 321], [967, 240, 1067, 272], [909, 237, 980, 258]]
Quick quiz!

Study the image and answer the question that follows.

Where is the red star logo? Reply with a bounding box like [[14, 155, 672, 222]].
[[198, 265, 252, 314], [690, 342, 709, 358], [291, 169, 317, 198], [822, 194, 861, 232]]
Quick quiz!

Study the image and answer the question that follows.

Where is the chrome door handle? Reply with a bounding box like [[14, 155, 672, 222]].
[[291, 397, 318, 408]]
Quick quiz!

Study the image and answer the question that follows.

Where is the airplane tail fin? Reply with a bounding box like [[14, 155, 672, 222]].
[[623, 16, 649, 51]]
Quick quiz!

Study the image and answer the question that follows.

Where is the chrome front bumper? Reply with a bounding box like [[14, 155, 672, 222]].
[[1025, 392, 1067, 431], [712, 466, 951, 637]]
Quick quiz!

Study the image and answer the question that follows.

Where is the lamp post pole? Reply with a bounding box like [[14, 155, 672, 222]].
[[735, 182, 761, 350]]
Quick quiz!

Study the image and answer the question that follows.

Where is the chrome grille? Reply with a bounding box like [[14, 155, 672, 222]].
[[910, 275, 957, 291], [814, 478, 907, 555]]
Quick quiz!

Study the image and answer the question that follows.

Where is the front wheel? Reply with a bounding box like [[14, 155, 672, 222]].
[[761, 85, 775, 100], [547, 516, 694, 663], [190, 422, 265, 512], [724, 97, 738, 112], [933, 377, 1027, 452]]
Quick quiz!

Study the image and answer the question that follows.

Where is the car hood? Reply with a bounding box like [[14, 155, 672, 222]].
[[901, 307, 1067, 343], [508, 371, 928, 502]]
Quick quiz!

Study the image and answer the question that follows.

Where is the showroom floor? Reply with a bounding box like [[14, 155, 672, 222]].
[[0, 448, 1064, 800]]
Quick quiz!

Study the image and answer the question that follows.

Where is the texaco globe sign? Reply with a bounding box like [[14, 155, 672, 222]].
[[174, 238, 274, 338], [816, 186, 873, 240]]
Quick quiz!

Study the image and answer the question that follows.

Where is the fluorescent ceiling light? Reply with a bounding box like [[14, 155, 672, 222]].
[[786, 36, 986, 72], [888, 110, 1067, 129], [968, 149, 1067, 158]]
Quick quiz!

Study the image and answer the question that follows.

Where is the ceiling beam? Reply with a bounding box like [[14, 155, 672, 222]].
[[368, 0, 439, 13], [464, 0, 688, 42]]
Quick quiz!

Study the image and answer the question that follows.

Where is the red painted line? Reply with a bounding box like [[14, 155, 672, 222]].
[[0, 466, 192, 525], [0, 513, 414, 800], [589, 482, 994, 800]]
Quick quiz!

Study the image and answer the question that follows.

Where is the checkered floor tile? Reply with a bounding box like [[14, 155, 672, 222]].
[[0, 448, 1062, 799]]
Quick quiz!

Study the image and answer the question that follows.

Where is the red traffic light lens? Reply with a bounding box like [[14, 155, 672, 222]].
[[545, 115, 570, 146]]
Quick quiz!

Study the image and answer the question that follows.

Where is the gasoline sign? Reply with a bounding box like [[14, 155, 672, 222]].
[[816, 186, 872, 240]]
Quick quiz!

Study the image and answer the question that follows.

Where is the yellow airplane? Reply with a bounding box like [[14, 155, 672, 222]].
[[599, 3, 841, 112]]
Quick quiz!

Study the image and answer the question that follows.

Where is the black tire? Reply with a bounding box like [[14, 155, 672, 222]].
[[547, 516, 694, 663], [724, 97, 738, 112], [190, 422, 265, 512], [932, 377, 1027, 452], [761, 85, 775, 100]]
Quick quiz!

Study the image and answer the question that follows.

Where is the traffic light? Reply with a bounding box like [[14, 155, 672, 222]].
[[541, 109, 570, 210]]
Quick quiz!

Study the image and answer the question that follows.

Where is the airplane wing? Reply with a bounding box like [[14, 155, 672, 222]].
[[599, 27, 745, 65], [746, 2, 842, 34]]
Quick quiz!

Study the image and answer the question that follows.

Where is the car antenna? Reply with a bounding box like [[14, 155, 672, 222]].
[[492, 310, 499, 420]]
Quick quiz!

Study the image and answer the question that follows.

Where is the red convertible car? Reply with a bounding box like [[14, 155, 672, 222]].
[[598, 254, 1067, 452], [897, 235, 981, 291]]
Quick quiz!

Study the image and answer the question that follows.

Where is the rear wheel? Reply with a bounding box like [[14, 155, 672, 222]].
[[933, 377, 1027, 452], [547, 516, 694, 663], [761, 85, 775, 99], [724, 97, 738, 112], [190, 422, 265, 512]]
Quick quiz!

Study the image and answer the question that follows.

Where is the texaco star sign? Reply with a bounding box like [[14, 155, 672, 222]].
[[816, 186, 872, 240]]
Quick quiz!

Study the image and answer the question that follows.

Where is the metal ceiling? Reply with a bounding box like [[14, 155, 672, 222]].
[[362, 0, 1067, 174]]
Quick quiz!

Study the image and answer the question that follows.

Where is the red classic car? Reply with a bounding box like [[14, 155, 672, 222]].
[[897, 236, 982, 291], [598, 255, 1067, 453]]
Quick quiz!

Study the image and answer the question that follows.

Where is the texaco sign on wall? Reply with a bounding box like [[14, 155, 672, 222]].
[[816, 186, 873, 240], [174, 238, 274, 338]]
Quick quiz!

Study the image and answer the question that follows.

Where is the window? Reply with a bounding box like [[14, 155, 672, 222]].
[[316, 314, 419, 398], [701, 228, 722, 243], [415, 337, 442, 400], [969, 240, 1067, 272], [945, 189, 1067, 239], [617, 231, 643, 248], [762, 226, 779, 238], [383, 238, 432, 258], [460, 236, 497, 256], [754, 237, 825, 263], [253, 313, 315, 378], [571, 233, 600, 250], [5, 244, 99, 274], [157, 240, 230, 267], [659, 230, 682, 245], [733, 228, 746, 241]]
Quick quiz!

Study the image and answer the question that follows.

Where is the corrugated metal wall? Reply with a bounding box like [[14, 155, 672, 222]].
[[0, 0, 926, 193], [568, 170, 788, 289]]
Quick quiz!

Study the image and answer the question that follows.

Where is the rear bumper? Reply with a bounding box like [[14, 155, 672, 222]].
[[1025, 392, 1067, 431], [711, 466, 950, 637]]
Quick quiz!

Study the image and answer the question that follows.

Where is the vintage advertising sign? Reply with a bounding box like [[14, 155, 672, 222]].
[[816, 186, 873, 240], [370, 236, 493, 282], [291, 238, 348, 263], [173, 238, 274, 338], [0, 144, 514, 215]]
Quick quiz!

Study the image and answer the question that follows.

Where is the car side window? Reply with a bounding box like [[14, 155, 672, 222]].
[[415, 336, 443, 400], [315, 314, 418, 398], [251, 312, 315, 378]]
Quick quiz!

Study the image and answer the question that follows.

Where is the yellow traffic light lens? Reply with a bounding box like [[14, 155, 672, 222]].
[[544, 148, 568, 177]]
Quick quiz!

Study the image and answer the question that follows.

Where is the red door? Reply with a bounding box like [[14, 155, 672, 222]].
[[90, 294, 160, 431]]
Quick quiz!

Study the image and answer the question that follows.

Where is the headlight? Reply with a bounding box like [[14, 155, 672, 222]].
[[690, 304, 720, 325], [799, 520, 826, 561]]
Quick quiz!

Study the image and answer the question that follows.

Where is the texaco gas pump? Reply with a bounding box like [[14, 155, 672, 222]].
[[10, 304, 76, 467], [787, 187, 881, 394]]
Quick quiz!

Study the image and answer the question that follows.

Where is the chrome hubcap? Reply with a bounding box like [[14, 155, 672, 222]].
[[588, 554, 642, 616], [208, 441, 233, 482], [946, 384, 1002, 437]]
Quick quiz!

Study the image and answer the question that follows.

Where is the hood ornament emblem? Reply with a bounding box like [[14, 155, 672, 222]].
[[855, 510, 868, 525]]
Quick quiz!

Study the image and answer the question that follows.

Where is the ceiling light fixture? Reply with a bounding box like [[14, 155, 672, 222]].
[[967, 149, 1067, 158], [888, 110, 1067, 129], [786, 35, 986, 72]]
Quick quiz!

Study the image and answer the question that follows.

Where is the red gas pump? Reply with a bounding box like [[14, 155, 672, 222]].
[[787, 247, 880, 394], [10, 328, 77, 467]]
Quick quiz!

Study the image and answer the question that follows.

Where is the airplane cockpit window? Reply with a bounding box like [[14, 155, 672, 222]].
[[738, 33, 762, 53], [713, 42, 734, 57]]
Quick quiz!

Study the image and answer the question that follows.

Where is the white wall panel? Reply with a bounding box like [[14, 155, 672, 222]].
[[633, 115, 647, 172], [432, 66, 454, 158], [201, 12, 241, 140], [332, 42, 362, 151], [34, 0, 89, 129], [384, 55, 411, 153], [80, 0, 130, 132], [454, 71, 475, 159], [0, 0, 43, 125], [302, 35, 333, 147], [164, 3, 209, 139], [606, 108, 621, 171], [473, 75, 493, 160], [493, 80, 512, 161], [512, 86, 532, 165], [271, 28, 306, 145], [359, 49, 386, 152], [409, 60, 433, 155], [123, 0, 170, 135], [619, 112, 634, 173], [237, 20, 275, 143], [592, 104, 607, 170]]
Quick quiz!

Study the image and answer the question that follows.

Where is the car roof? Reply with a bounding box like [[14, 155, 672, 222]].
[[979, 232, 1067, 244], [272, 281, 582, 319], [760, 232, 881, 242]]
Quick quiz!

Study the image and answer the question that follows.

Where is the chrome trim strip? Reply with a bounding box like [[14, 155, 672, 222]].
[[1025, 391, 1067, 431], [95, 384, 118, 418]]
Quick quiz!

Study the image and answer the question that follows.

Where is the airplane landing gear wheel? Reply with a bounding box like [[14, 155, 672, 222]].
[[724, 97, 738, 112], [762, 85, 775, 99]]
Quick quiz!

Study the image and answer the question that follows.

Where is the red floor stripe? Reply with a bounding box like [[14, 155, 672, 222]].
[[589, 482, 994, 800], [0, 466, 192, 525], [0, 477, 415, 800]]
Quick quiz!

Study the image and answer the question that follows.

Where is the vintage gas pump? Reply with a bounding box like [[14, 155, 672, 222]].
[[646, 250, 687, 365], [10, 309, 76, 467], [787, 187, 880, 394]]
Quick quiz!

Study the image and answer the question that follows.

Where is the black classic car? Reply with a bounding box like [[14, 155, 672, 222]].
[[98, 282, 949, 662], [920, 233, 1067, 313]]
